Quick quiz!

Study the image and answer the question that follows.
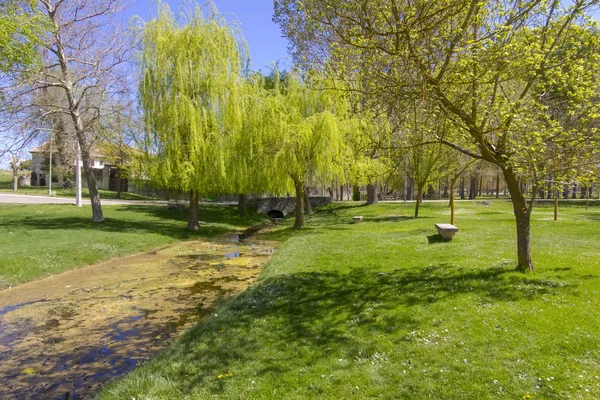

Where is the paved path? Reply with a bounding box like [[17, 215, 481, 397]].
[[0, 193, 167, 206]]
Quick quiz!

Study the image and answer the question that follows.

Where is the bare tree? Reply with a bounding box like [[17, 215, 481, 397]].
[[3, 0, 135, 222]]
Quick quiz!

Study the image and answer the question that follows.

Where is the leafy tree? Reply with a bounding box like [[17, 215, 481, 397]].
[[0, 0, 47, 75], [266, 70, 348, 229], [225, 71, 291, 214], [274, 0, 600, 271], [139, 1, 247, 230]]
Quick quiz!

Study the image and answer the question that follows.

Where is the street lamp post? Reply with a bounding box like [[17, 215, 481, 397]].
[[48, 135, 53, 196], [75, 142, 82, 207]]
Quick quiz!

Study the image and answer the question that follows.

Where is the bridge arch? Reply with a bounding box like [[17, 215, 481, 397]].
[[266, 209, 285, 219]]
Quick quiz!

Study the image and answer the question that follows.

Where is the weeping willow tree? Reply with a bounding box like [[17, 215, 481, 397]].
[[139, 2, 247, 230], [225, 72, 291, 213], [268, 70, 348, 229]]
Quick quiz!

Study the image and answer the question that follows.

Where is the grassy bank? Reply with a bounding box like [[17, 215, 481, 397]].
[[0, 204, 264, 287], [100, 200, 600, 399]]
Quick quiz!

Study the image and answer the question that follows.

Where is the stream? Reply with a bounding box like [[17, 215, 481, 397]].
[[0, 234, 275, 399]]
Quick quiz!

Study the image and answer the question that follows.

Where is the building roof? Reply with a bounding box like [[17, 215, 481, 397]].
[[29, 140, 107, 158], [29, 142, 52, 153]]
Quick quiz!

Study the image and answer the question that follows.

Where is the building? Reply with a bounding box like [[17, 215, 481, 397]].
[[29, 141, 129, 192]]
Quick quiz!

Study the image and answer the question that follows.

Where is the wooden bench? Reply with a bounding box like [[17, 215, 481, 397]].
[[435, 223, 459, 241]]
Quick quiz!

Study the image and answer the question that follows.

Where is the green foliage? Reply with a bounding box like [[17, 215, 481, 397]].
[[100, 201, 600, 399], [269, 70, 348, 186], [0, 0, 47, 74], [352, 184, 360, 201], [274, 0, 600, 269], [19, 159, 32, 171], [138, 1, 247, 194]]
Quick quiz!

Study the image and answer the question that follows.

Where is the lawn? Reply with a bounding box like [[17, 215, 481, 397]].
[[99, 200, 600, 399], [0, 203, 265, 287], [0, 170, 156, 201]]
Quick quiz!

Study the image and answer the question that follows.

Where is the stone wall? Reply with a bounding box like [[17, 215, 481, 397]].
[[247, 196, 332, 216]]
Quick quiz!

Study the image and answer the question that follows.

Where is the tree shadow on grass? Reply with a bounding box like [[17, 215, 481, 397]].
[[361, 215, 415, 223], [0, 204, 266, 240], [107, 264, 575, 398], [427, 234, 445, 244]]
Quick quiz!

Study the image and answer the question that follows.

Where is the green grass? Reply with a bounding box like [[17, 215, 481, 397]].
[[0, 203, 265, 287], [99, 200, 600, 399], [0, 170, 156, 201]]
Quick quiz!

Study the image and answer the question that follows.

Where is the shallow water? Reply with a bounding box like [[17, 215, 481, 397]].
[[0, 236, 276, 399]]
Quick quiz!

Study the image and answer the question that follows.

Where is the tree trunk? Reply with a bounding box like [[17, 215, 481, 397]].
[[469, 173, 477, 199], [414, 186, 422, 218], [366, 183, 378, 205], [80, 148, 104, 222], [495, 172, 500, 199], [585, 187, 589, 211], [116, 169, 122, 199], [449, 179, 455, 225], [554, 195, 558, 221], [460, 175, 465, 199], [339, 185, 343, 202], [504, 167, 533, 272], [294, 179, 305, 229], [11, 160, 18, 192], [187, 190, 199, 231], [304, 186, 312, 216], [238, 193, 246, 214], [478, 175, 483, 197]]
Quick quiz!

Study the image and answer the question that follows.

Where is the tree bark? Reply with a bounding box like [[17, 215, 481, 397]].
[[414, 186, 422, 218], [504, 167, 533, 272], [116, 168, 122, 199], [469, 173, 477, 199], [294, 179, 305, 229], [304, 186, 312, 216], [11, 158, 18, 192], [495, 172, 500, 199], [238, 193, 246, 214], [554, 195, 558, 221], [366, 183, 378, 205], [460, 175, 465, 199], [187, 190, 199, 231], [80, 145, 104, 222], [585, 186, 589, 211]]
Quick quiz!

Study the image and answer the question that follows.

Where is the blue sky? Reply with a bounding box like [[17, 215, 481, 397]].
[[126, 0, 291, 73]]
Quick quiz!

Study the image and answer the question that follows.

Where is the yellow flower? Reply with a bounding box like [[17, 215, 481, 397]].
[[218, 375, 223, 379], [225, 373, 233, 377], [523, 395, 532, 399]]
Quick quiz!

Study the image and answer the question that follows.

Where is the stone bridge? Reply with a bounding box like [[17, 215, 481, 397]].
[[247, 196, 331, 218]]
